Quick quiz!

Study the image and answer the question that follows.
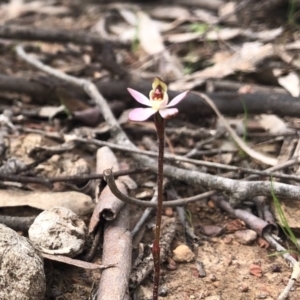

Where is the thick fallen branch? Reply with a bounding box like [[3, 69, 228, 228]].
[[0, 25, 122, 47], [2, 72, 300, 118], [97, 205, 132, 300]]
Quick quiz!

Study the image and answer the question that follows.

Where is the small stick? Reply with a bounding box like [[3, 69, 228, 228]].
[[73, 137, 300, 182], [0, 215, 36, 231], [130, 218, 177, 289], [131, 187, 158, 237], [0, 168, 148, 189], [264, 232, 300, 300], [199, 92, 278, 166], [83, 227, 102, 262]]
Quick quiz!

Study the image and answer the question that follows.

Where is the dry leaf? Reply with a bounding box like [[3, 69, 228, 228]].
[[167, 32, 201, 44], [249, 264, 263, 277], [0, 189, 94, 216], [137, 11, 164, 55], [39, 43, 66, 55], [218, 2, 237, 24], [200, 225, 223, 236], [150, 6, 190, 20], [257, 237, 270, 249], [118, 8, 137, 26], [225, 219, 246, 232], [206, 28, 241, 41], [172, 42, 274, 90], [257, 114, 289, 135], [41, 253, 109, 270], [194, 8, 219, 24], [277, 71, 300, 97]]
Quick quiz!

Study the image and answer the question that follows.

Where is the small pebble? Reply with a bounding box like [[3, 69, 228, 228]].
[[257, 294, 267, 299], [271, 264, 282, 273], [238, 284, 249, 292], [234, 229, 257, 245], [208, 274, 217, 282], [158, 286, 168, 297], [166, 257, 177, 270], [223, 235, 233, 244], [205, 296, 221, 300], [164, 207, 173, 217], [134, 286, 152, 300], [173, 244, 195, 262]]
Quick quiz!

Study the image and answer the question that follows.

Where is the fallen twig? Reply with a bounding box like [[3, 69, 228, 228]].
[[264, 233, 300, 300], [103, 168, 215, 207], [0, 215, 35, 231], [129, 217, 177, 289], [72, 137, 300, 182], [0, 25, 122, 47], [199, 92, 278, 166], [131, 186, 158, 238]]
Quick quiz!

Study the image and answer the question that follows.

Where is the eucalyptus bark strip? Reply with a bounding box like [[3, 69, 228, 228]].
[[97, 205, 132, 300]]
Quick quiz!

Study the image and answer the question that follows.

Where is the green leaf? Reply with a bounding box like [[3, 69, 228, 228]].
[[270, 177, 300, 252], [189, 23, 209, 34]]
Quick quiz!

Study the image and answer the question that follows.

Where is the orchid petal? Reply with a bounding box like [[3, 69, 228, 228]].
[[167, 91, 188, 107], [127, 88, 151, 106], [129, 108, 156, 121], [159, 108, 178, 119]]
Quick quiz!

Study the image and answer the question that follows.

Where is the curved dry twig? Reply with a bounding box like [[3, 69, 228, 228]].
[[199, 92, 278, 166], [103, 169, 215, 207], [264, 233, 300, 300]]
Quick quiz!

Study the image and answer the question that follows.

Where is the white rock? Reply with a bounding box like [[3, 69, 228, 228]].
[[29, 207, 86, 257], [234, 229, 257, 245]]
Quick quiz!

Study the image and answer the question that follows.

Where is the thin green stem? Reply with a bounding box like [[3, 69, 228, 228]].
[[152, 113, 165, 300]]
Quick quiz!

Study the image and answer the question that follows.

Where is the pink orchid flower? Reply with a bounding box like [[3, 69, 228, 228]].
[[128, 77, 188, 121]]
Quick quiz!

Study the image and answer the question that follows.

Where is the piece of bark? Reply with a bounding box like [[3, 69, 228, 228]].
[[97, 205, 132, 300], [89, 147, 136, 233], [41, 252, 113, 270], [271, 198, 300, 235], [0, 189, 94, 216], [89, 182, 128, 233], [0, 224, 46, 300]]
